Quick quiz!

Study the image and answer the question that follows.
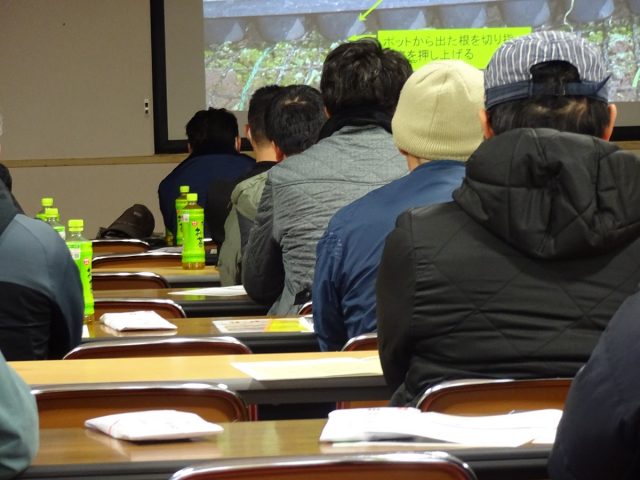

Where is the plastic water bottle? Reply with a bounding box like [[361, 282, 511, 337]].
[[44, 207, 65, 239], [67, 219, 95, 322], [181, 193, 205, 270], [175, 185, 190, 246], [35, 197, 55, 221]]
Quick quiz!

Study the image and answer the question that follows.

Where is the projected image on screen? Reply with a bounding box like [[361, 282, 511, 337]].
[[203, 0, 640, 111]]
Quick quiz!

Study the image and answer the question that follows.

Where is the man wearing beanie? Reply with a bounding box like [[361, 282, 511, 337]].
[[377, 31, 640, 407], [312, 60, 484, 351]]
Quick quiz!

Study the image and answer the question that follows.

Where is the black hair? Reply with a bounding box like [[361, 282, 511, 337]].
[[487, 61, 610, 137], [185, 107, 239, 155], [320, 38, 412, 116], [247, 85, 284, 145], [265, 85, 326, 157], [0, 163, 11, 191]]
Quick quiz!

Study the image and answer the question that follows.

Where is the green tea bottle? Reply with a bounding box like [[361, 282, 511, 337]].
[[44, 207, 65, 239], [181, 193, 205, 270], [35, 197, 55, 221], [175, 185, 190, 246], [66, 219, 95, 322]]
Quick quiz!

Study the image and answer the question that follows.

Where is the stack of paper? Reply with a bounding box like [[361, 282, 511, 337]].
[[169, 285, 246, 297], [213, 317, 314, 333], [319, 407, 562, 447], [85, 410, 223, 441], [100, 311, 178, 331]]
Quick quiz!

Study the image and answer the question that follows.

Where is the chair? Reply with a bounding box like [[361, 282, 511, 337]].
[[93, 251, 182, 268], [94, 298, 187, 320], [337, 332, 385, 409], [297, 301, 313, 316], [92, 238, 151, 255], [92, 271, 170, 290], [64, 337, 252, 359], [416, 378, 572, 415], [33, 383, 250, 428], [170, 452, 477, 480]]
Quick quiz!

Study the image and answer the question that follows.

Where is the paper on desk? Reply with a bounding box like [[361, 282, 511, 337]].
[[85, 410, 223, 441], [319, 407, 562, 447], [231, 356, 382, 381], [213, 317, 314, 333], [100, 311, 178, 331], [169, 285, 247, 297]]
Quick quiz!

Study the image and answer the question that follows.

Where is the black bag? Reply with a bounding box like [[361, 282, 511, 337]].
[[97, 204, 155, 239]]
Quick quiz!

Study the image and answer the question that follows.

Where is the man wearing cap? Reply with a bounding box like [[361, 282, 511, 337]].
[[312, 60, 484, 351], [376, 31, 640, 406]]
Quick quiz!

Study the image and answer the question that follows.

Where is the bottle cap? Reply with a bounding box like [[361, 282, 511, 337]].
[[45, 207, 59, 217], [42, 197, 54, 207], [179, 185, 190, 193], [68, 219, 84, 229], [186, 193, 198, 202]]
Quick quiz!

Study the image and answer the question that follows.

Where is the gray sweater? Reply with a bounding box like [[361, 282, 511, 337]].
[[242, 125, 407, 314]]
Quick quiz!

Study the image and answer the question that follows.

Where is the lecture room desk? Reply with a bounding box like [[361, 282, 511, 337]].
[[10, 351, 387, 405], [83, 316, 319, 353], [22, 419, 552, 480], [93, 288, 269, 317], [93, 265, 221, 288]]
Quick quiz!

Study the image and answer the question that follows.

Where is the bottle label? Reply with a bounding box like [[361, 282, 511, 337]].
[[175, 197, 189, 246], [181, 209, 205, 265], [67, 240, 94, 317]]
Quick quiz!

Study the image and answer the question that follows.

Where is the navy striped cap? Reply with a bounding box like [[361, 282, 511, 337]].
[[484, 31, 610, 109]]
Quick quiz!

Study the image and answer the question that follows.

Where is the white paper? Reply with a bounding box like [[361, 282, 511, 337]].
[[231, 356, 382, 381], [213, 317, 313, 333], [169, 285, 246, 297], [100, 311, 178, 331], [85, 410, 223, 441], [319, 407, 562, 447]]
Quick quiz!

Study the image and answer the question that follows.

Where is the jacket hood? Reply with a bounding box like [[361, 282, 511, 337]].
[[453, 128, 640, 259], [0, 182, 19, 235]]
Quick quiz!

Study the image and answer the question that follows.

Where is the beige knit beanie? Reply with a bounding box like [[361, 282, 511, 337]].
[[392, 60, 484, 162]]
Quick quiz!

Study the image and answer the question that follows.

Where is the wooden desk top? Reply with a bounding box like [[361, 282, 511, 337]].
[[84, 317, 319, 354], [93, 266, 220, 287], [93, 288, 269, 317], [11, 352, 387, 404], [26, 419, 551, 480]]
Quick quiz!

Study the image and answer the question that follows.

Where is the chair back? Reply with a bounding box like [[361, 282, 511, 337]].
[[92, 238, 151, 255], [170, 452, 477, 480], [417, 378, 572, 415], [93, 251, 182, 268], [33, 383, 250, 427], [94, 298, 186, 320], [92, 272, 170, 290], [64, 337, 252, 359], [337, 332, 385, 409]]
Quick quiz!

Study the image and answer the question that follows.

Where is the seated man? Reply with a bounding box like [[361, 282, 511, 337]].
[[218, 85, 326, 285], [0, 350, 38, 478], [243, 39, 412, 314], [313, 60, 484, 351], [158, 107, 255, 239], [0, 116, 83, 360], [205, 85, 283, 246], [377, 31, 640, 405], [548, 291, 640, 480]]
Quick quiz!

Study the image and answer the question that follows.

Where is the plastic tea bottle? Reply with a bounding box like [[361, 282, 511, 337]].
[[174, 185, 190, 246], [44, 207, 65, 239], [35, 197, 55, 221], [181, 192, 205, 270], [66, 219, 95, 322]]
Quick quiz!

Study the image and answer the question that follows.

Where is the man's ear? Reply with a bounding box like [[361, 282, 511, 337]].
[[187, 142, 193, 154], [244, 124, 251, 140], [235, 136, 241, 152], [479, 109, 495, 139], [274, 142, 286, 162], [601, 104, 617, 141], [399, 148, 418, 172]]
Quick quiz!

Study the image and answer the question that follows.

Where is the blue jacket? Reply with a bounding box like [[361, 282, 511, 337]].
[[158, 152, 255, 237], [312, 160, 465, 351]]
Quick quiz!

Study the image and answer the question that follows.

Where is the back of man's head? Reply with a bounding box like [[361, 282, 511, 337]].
[[392, 60, 484, 163], [320, 38, 412, 116], [265, 85, 326, 157], [247, 85, 284, 146], [484, 31, 611, 137], [186, 107, 239, 155]]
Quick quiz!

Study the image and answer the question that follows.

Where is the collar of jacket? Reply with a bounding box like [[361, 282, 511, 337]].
[[318, 106, 392, 140], [453, 128, 640, 260]]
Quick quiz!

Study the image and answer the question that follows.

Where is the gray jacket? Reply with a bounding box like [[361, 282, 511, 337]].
[[242, 125, 407, 314]]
